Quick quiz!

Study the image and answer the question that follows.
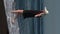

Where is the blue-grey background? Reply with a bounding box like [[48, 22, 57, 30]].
[[44, 0, 60, 34]]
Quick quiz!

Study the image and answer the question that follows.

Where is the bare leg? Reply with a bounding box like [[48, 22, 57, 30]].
[[11, 10, 24, 14], [35, 13, 44, 17], [34, 10, 48, 17]]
